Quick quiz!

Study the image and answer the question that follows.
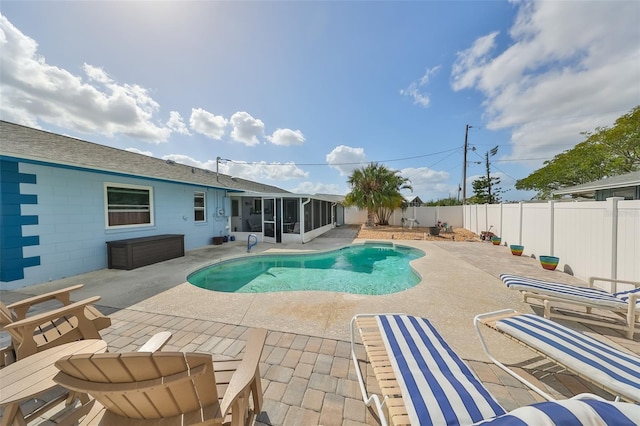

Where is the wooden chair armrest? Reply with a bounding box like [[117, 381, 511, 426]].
[[220, 328, 267, 417], [3, 296, 102, 332], [137, 331, 172, 352], [589, 277, 640, 293], [6, 284, 84, 319]]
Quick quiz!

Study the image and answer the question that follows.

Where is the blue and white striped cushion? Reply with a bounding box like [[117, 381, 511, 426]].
[[495, 314, 640, 402], [614, 287, 640, 304], [472, 399, 640, 425], [377, 315, 506, 426], [500, 274, 636, 309]]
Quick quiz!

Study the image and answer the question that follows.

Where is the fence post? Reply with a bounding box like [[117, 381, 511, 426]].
[[548, 200, 555, 256], [499, 203, 503, 239], [607, 197, 623, 280], [518, 201, 524, 245]]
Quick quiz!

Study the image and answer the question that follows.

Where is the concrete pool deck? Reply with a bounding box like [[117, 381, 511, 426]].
[[1, 225, 638, 425]]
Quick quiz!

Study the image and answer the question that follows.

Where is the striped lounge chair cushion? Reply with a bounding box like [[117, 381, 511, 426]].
[[500, 274, 639, 309], [472, 398, 640, 425], [495, 314, 640, 402], [377, 315, 506, 425]]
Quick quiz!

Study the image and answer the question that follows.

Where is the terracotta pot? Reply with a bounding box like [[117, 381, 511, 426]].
[[510, 245, 524, 256], [540, 255, 559, 270]]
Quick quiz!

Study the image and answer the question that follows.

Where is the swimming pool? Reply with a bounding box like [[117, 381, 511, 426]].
[[187, 242, 425, 295]]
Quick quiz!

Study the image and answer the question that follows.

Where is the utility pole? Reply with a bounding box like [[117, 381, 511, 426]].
[[462, 125, 471, 204], [486, 146, 498, 203]]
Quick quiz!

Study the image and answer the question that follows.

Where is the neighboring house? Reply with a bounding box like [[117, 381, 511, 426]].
[[0, 121, 343, 289], [553, 171, 640, 200], [405, 196, 424, 206]]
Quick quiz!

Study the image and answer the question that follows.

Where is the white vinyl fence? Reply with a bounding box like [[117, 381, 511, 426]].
[[344, 205, 464, 229], [464, 198, 640, 285], [343, 198, 640, 285]]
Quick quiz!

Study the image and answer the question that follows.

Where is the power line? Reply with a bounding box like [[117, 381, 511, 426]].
[[226, 146, 462, 167]]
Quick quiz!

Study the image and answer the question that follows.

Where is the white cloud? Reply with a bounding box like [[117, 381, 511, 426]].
[[326, 145, 367, 176], [160, 153, 308, 182], [0, 15, 172, 142], [268, 128, 305, 146], [401, 65, 441, 107], [162, 154, 216, 170], [451, 32, 499, 92], [230, 111, 264, 146], [167, 111, 190, 135], [225, 161, 308, 181], [189, 108, 228, 140], [400, 167, 453, 200], [450, 1, 640, 162], [287, 181, 344, 195], [126, 148, 154, 156]]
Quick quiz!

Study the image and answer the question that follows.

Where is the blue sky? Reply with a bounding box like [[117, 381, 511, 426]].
[[1, 1, 639, 201]]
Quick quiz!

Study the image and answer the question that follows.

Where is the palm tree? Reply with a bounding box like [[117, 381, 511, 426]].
[[344, 163, 412, 227]]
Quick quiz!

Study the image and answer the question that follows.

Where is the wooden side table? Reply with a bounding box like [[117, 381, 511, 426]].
[[0, 339, 107, 426]]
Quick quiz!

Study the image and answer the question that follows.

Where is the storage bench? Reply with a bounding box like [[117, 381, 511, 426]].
[[106, 234, 184, 270]]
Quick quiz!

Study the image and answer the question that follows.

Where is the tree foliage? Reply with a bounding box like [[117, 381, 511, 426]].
[[516, 106, 640, 199], [469, 176, 503, 204], [343, 163, 412, 226], [425, 197, 462, 206]]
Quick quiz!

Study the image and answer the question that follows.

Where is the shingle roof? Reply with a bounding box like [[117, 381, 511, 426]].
[[0, 120, 289, 193], [553, 171, 640, 196]]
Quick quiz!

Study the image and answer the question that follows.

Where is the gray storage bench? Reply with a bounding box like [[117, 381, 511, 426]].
[[106, 234, 184, 270]]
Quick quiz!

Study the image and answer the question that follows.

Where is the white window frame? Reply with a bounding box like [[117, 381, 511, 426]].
[[194, 191, 206, 222], [104, 183, 154, 229]]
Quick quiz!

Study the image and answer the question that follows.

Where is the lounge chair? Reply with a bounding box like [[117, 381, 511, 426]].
[[500, 274, 640, 339], [53, 327, 267, 426], [0, 284, 111, 365], [350, 314, 638, 426], [475, 309, 640, 403]]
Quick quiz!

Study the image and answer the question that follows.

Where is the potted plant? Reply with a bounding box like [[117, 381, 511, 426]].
[[539, 255, 559, 270], [509, 245, 524, 256]]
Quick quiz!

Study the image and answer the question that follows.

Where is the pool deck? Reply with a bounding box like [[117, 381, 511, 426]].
[[1, 225, 638, 425]]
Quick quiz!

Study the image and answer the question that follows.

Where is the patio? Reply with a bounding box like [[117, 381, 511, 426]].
[[1, 226, 638, 425]]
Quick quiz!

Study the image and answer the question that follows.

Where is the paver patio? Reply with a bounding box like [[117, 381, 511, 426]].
[[1, 226, 637, 425]]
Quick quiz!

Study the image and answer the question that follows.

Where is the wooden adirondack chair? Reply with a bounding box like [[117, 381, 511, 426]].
[[53, 328, 268, 426], [0, 284, 111, 365]]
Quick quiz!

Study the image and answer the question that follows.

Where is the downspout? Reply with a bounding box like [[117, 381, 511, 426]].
[[331, 202, 337, 227], [301, 198, 311, 243]]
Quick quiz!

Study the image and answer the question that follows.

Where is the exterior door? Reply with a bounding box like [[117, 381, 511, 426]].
[[263, 198, 276, 243]]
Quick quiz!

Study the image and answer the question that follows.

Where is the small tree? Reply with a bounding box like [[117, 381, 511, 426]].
[[344, 163, 412, 226], [469, 176, 503, 204]]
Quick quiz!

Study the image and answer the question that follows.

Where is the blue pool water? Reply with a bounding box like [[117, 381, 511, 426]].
[[187, 242, 425, 295]]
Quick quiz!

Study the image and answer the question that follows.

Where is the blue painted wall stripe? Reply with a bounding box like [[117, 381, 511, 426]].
[[0, 159, 41, 282]]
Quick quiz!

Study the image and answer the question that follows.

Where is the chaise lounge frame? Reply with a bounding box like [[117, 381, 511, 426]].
[[474, 308, 640, 403], [350, 313, 507, 426], [351, 313, 639, 426], [502, 274, 639, 339]]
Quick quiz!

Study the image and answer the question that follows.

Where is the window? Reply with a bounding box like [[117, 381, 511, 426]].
[[194, 191, 206, 222], [105, 184, 153, 228]]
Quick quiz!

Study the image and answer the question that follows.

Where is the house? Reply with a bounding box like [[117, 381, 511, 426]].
[[0, 121, 343, 289], [553, 171, 640, 200], [404, 195, 424, 206]]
